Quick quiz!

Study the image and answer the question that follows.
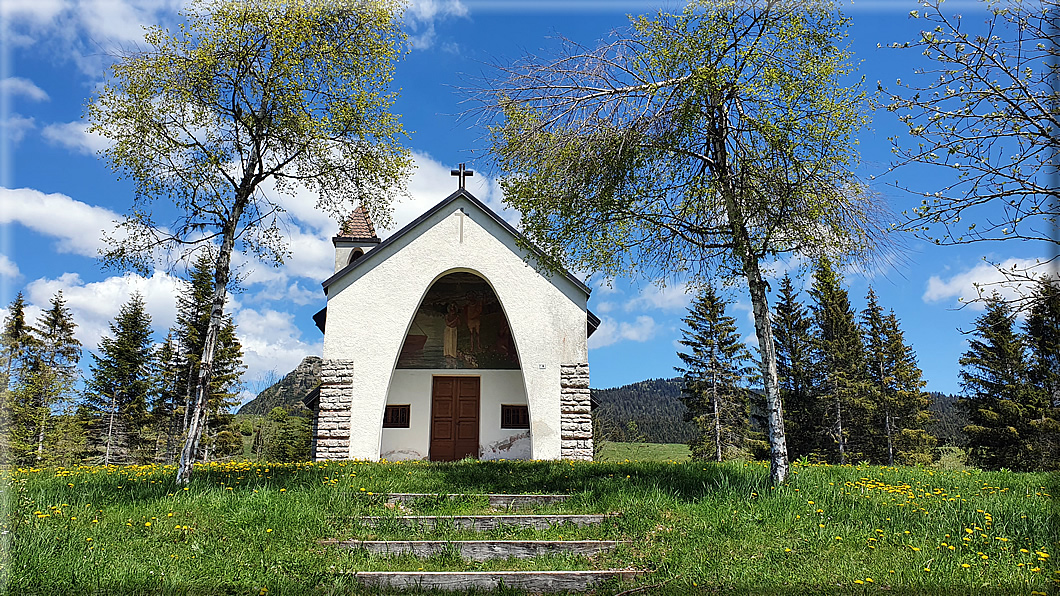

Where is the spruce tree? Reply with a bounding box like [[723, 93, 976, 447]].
[[9, 291, 83, 465], [862, 287, 936, 465], [959, 295, 1035, 470], [1022, 279, 1060, 469], [772, 275, 818, 461], [1, 293, 37, 463], [809, 258, 872, 464], [151, 333, 184, 463], [676, 284, 755, 461], [171, 253, 245, 461], [86, 293, 155, 465]]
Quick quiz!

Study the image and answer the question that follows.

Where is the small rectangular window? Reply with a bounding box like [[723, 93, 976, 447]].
[[383, 405, 411, 428], [501, 405, 530, 429]]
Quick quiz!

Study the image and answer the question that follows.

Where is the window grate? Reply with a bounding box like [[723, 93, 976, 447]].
[[501, 404, 530, 429], [383, 404, 411, 428]]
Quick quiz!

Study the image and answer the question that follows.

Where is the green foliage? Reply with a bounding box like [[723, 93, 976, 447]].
[[87, 0, 410, 484], [486, 0, 885, 485], [85, 293, 156, 465], [7, 292, 84, 465], [252, 407, 312, 463], [959, 296, 1043, 471], [1023, 278, 1060, 467], [772, 275, 817, 460], [861, 288, 936, 466], [676, 284, 755, 461], [809, 258, 872, 464]]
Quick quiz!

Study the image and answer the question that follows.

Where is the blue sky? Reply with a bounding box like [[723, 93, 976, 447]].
[[0, 0, 1052, 404]]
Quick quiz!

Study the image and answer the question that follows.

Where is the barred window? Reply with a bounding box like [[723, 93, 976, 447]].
[[383, 405, 411, 428], [501, 405, 530, 429]]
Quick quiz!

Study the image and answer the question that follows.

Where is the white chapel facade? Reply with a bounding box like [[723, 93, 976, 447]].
[[306, 176, 598, 462]]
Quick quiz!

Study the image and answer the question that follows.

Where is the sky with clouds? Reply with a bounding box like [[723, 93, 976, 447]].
[[1, 0, 1055, 406]]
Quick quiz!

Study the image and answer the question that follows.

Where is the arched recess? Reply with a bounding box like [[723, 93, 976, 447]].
[[378, 269, 531, 462]]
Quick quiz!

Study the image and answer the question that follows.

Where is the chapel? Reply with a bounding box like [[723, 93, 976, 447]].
[[305, 167, 598, 462]]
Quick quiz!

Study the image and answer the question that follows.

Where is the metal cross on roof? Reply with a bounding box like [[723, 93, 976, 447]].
[[451, 163, 474, 189]]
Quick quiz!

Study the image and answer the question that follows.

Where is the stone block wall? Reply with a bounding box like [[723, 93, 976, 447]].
[[560, 362, 593, 460], [314, 359, 354, 460]]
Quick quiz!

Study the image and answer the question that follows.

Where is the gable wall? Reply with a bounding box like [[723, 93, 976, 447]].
[[321, 198, 588, 460]]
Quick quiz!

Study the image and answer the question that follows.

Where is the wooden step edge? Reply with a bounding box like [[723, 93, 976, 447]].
[[322, 539, 628, 560], [384, 493, 572, 506], [353, 570, 645, 592], [357, 513, 618, 530]]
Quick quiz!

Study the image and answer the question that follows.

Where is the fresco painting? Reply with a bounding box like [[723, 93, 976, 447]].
[[397, 272, 519, 369]]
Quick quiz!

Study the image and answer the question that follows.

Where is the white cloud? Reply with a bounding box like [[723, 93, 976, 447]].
[[923, 257, 1053, 309], [385, 151, 518, 233], [20, 270, 320, 390], [0, 254, 20, 279], [1, 115, 36, 144], [41, 120, 110, 155], [0, 77, 50, 102], [588, 315, 657, 349], [0, 0, 67, 25], [22, 271, 182, 353], [405, 0, 468, 50], [0, 187, 121, 257], [624, 281, 691, 313], [233, 307, 321, 385]]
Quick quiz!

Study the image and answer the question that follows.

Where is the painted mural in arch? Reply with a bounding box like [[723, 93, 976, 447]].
[[396, 272, 519, 369]]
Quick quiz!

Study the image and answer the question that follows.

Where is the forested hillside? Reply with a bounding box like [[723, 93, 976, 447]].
[[237, 356, 321, 416], [590, 378, 696, 444], [926, 392, 969, 447]]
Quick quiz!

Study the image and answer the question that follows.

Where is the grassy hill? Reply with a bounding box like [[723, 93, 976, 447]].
[[8, 459, 1055, 594]]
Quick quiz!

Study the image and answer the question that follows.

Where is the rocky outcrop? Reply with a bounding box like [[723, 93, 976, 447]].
[[237, 356, 322, 415]]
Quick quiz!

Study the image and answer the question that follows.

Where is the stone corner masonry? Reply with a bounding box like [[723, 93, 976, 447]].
[[314, 359, 355, 460], [559, 363, 593, 461]]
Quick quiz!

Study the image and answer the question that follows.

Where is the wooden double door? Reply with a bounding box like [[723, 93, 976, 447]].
[[429, 376, 480, 462]]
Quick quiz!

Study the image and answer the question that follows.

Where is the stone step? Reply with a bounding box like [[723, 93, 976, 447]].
[[324, 539, 626, 561], [385, 493, 571, 508], [354, 570, 643, 592], [359, 514, 616, 531]]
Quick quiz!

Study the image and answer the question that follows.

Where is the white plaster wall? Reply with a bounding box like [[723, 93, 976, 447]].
[[323, 197, 588, 461], [379, 370, 530, 461]]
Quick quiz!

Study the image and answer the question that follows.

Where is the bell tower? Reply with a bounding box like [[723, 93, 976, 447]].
[[333, 206, 380, 272]]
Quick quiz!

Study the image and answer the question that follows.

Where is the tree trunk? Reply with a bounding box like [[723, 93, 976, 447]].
[[885, 407, 894, 466], [711, 106, 789, 484], [835, 398, 845, 464], [712, 370, 722, 462], [176, 190, 249, 485], [105, 393, 116, 466]]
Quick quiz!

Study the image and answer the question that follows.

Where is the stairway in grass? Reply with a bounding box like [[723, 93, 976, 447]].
[[325, 492, 643, 592]]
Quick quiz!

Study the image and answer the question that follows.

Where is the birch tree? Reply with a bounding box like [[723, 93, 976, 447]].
[[482, 0, 887, 482], [88, 0, 411, 483]]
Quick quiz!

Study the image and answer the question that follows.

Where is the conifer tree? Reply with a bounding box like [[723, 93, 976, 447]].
[[809, 258, 872, 464], [862, 288, 935, 465], [772, 275, 819, 460], [1, 293, 38, 461], [9, 292, 83, 465], [1022, 279, 1060, 469], [959, 295, 1036, 470], [171, 254, 245, 460], [85, 293, 155, 465], [676, 284, 755, 461], [150, 333, 183, 463]]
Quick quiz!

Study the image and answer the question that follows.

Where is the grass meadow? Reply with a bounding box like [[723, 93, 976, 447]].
[[1, 451, 1056, 595]]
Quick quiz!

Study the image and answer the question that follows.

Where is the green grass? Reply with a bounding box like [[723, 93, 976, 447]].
[[2, 458, 1057, 595], [596, 441, 691, 462]]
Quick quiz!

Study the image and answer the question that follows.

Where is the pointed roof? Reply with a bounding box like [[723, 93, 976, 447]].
[[335, 205, 379, 243], [322, 188, 590, 295], [316, 187, 599, 338]]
